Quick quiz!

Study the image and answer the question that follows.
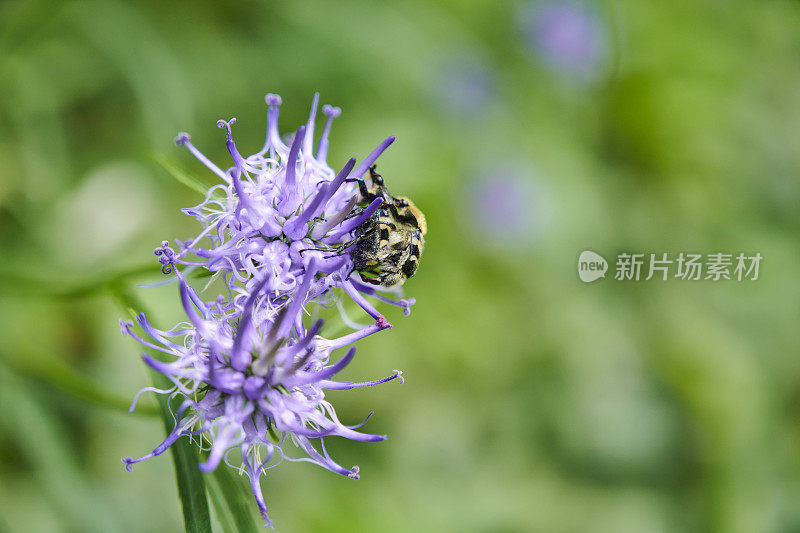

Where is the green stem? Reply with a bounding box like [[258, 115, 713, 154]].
[[206, 463, 260, 533]]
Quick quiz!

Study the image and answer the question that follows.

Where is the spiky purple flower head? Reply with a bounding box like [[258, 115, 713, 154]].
[[171, 92, 413, 326], [122, 94, 413, 527]]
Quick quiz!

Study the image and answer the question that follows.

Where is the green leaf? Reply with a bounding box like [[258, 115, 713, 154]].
[[151, 369, 213, 533], [205, 480, 237, 533], [3, 346, 158, 417], [206, 465, 260, 533], [0, 263, 162, 298], [152, 153, 213, 196], [0, 365, 124, 533]]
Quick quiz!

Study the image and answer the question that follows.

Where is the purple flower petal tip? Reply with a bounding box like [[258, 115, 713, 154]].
[[265, 93, 282, 106], [216, 118, 236, 139], [322, 104, 341, 118]]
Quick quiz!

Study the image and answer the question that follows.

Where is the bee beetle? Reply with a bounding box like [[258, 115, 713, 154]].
[[349, 165, 427, 288]]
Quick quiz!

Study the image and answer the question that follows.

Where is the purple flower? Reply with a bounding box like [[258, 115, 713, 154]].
[[464, 163, 548, 248], [121, 270, 402, 526], [521, 1, 608, 82], [172, 93, 414, 328], [122, 94, 413, 527], [430, 53, 496, 115]]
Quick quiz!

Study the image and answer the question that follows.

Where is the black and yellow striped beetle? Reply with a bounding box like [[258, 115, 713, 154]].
[[350, 166, 427, 288]]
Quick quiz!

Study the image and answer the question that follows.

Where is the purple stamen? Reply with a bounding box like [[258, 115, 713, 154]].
[[283, 346, 356, 387], [276, 125, 306, 216], [175, 132, 230, 182], [228, 168, 258, 223], [128, 385, 174, 413], [345, 411, 374, 430], [200, 416, 251, 472], [283, 158, 356, 240], [350, 279, 416, 316], [217, 118, 252, 174], [262, 93, 284, 153], [155, 241, 177, 275], [302, 92, 319, 157], [284, 125, 305, 190], [311, 196, 357, 240], [351, 136, 395, 179], [285, 319, 323, 362], [242, 447, 273, 528], [324, 197, 383, 244], [179, 279, 208, 328], [140, 354, 186, 385], [279, 348, 315, 382], [276, 258, 317, 339], [310, 157, 356, 219], [341, 279, 389, 326], [317, 104, 341, 162], [319, 369, 404, 390], [289, 435, 351, 476], [316, 255, 350, 274], [119, 321, 174, 356], [325, 322, 389, 350], [282, 182, 328, 241], [230, 275, 270, 371], [121, 400, 192, 470]]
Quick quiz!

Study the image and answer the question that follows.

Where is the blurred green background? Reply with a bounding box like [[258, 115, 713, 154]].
[[1, 0, 800, 531]]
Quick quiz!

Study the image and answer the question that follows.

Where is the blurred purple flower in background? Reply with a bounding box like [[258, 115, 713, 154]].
[[430, 53, 496, 115], [464, 163, 549, 248], [521, 1, 608, 82], [121, 94, 410, 527]]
